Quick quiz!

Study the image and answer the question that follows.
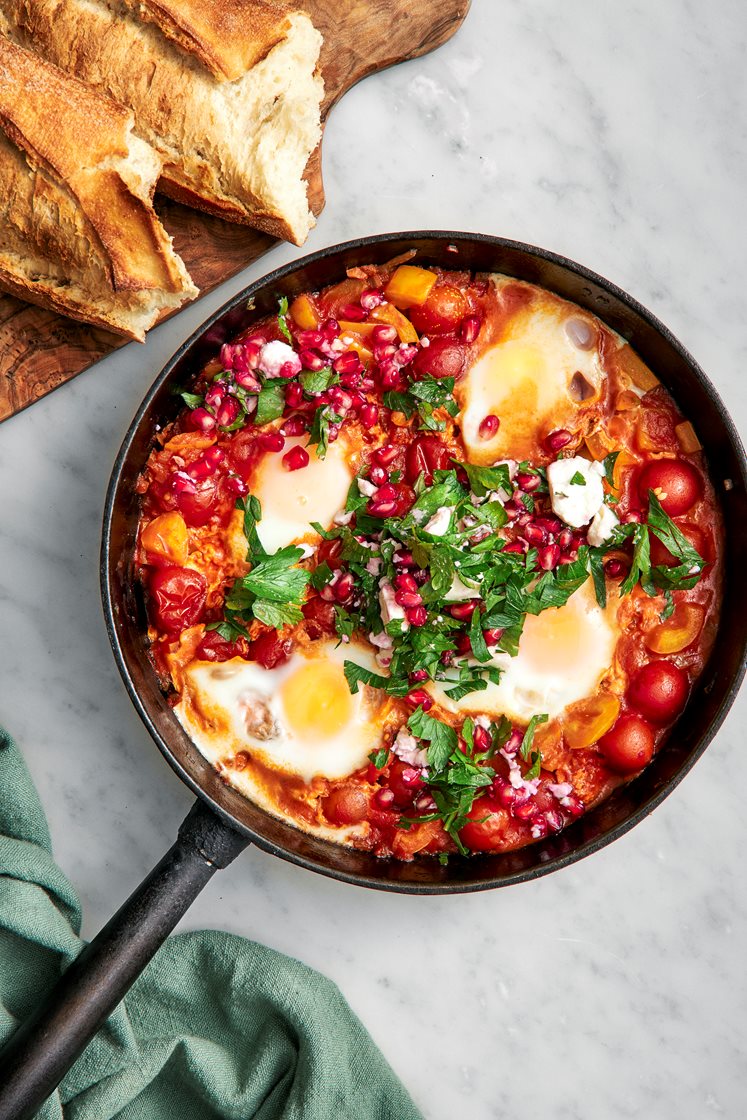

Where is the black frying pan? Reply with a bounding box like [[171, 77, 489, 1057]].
[[1, 232, 745, 1119]]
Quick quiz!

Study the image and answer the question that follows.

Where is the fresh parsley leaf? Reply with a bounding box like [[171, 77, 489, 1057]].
[[588, 547, 607, 608], [620, 523, 651, 596], [180, 390, 203, 409], [277, 296, 293, 343], [383, 390, 416, 418], [647, 492, 704, 571], [660, 589, 675, 621], [300, 367, 336, 395], [602, 452, 620, 487], [469, 605, 491, 663], [570, 471, 586, 486], [308, 405, 342, 459], [344, 661, 407, 696], [524, 751, 542, 781], [252, 600, 304, 628], [520, 713, 548, 761], [205, 619, 247, 642], [368, 747, 389, 769], [407, 706, 458, 771], [255, 380, 286, 426], [244, 549, 310, 603], [459, 461, 511, 499]]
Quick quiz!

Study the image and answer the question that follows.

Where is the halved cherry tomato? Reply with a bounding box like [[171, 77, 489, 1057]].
[[598, 714, 655, 774], [458, 796, 508, 852], [323, 785, 370, 825], [302, 596, 337, 638], [404, 435, 450, 485], [386, 760, 424, 808], [149, 566, 207, 634], [248, 629, 293, 669], [411, 336, 467, 380], [645, 603, 705, 654], [627, 661, 689, 724], [195, 629, 250, 662], [175, 475, 233, 528], [563, 693, 621, 750], [409, 284, 469, 335], [637, 458, 703, 516]]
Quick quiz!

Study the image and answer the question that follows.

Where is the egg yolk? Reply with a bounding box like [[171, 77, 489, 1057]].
[[280, 660, 354, 740]]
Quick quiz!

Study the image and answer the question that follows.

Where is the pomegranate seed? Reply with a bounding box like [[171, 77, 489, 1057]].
[[530, 817, 550, 839], [449, 601, 478, 621], [297, 329, 324, 349], [514, 800, 537, 821], [482, 627, 503, 646], [557, 528, 573, 551], [374, 788, 395, 809], [534, 515, 563, 534], [333, 572, 355, 602], [394, 550, 415, 568], [538, 543, 561, 570], [320, 318, 340, 339], [372, 324, 398, 346], [298, 349, 326, 372], [339, 303, 367, 322], [545, 809, 564, 832], [282, 446, 309, 471], [494, 780, 517, 809], [502, 541, 526, 555], [172, 473, 197, 495], [478, 414, 500, 439], [523, 523, 546, 546], [401, 767, 424, 789], [258, 431, 285, 452], [414, 794, 437, 813], [374, 443, 398, 466], [409, 669, 429, 684], [319, 583, 337, 602], [282, 415, 307, 436], [515, 512, 532, 529], [406, 605, 428, 627], [367, 498, 397, 517], [204, 384, 225, 409], [188, 457, 214, 480], [395, 590, 423, 609], [473, 725, 491, 752], [190, 407, 216, 432], [623, 509, 643, 524], [504, 729, 523, 755], [374, 483, 396, 501], [360, 289, 384, 311], [455, 633, 473, 654], [459, 315, 481, 343], [394, 573, 419, 594], [369, 464, 388, 486], [605, 558, 625, 578], [215, 399, 241, 427], [234, 369, 261, 391], [381, 369, 404, 391], [339, 370, 363, 390], [284, 383, 303, 408], [329, 387, 354, 413], [516, 472, 541, 492], [374, 344, 398, 365], [545, 428, 572, 453], [360, 403, 379, 427], [413, 569, 428, 586], [405, 688, 432, 710], [226, 474, 248, 496], [333, 351, 362, 375], [563, 793, 585, 818], [440, 649, 454, 666]]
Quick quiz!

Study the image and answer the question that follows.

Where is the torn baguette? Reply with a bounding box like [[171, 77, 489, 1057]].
[[0, 0, 325, 245], [0, 36, 198, 341]]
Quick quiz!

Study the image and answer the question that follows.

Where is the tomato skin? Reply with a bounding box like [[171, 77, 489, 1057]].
[[637, 459, 703, 516], [627, 661, 689, 724], [196, 629, 250, 662], [386, 760, 424, 808], [458, 796, 508, 852], [598, 714, 656, 774], [650, 523, 707, 567], [302, 596, 337, 638], [150, 566, 207, 634], [404, 435, 451, 485], [411, 336, 467, 380], [248, 629, 293, 669], [409, 284, 468, 335], [323, 784, 369, 825], [316, 537, 343, 568], [175, 475, 233, 528]]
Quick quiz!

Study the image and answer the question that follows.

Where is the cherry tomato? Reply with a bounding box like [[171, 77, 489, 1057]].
[[404, 435, 451, 485], [195, 629, 250, 662], [637, 459, 703, 516], [598, 714, 656, 774], [175, 475, 233, 528], [248, 629, 293, 669], [649, 523, 707, 567], [323, 784, 369, 825], [411, 336, 467, 380], [387, 760, 424, 808], [388, 482, 416, 516], [458, 796, 508, 852], [627, 661, 689, 724], [316, 537, 343, 568], [409, 284, 469, 335], [226, 430, 263, 481], [302, 596, 337, 638], [149, 566, 207, 634]]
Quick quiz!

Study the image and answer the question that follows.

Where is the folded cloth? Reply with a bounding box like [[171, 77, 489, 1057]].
[[0, 729, 422, 1120]]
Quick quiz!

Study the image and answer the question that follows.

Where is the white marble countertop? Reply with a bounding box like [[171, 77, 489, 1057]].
[[2, 1, 746, 1116]]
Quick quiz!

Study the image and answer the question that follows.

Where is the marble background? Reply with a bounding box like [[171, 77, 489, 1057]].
[[2, 0, 746, 1115]]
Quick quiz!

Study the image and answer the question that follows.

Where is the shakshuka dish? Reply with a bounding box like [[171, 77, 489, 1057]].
[[135, 257, 722, 860]]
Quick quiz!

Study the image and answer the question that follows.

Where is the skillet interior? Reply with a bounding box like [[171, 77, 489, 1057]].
[[102, 232, 747, 893]]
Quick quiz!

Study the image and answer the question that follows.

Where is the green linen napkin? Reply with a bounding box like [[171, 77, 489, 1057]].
[[0, 728, 422, 1119]]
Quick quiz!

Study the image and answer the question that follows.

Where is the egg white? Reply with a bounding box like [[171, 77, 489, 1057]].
[[176, 639, 383, 783], [459, 283, 605, 463], [430, 579, 619, 723]]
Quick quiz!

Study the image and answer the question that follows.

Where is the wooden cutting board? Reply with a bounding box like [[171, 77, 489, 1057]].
[[0, 0, 471, 423]]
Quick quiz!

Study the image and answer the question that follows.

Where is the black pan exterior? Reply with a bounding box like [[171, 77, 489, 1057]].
[[101, 232, 747, 893]]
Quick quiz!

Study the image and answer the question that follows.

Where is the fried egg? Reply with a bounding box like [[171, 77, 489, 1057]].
[[249, 435, 353, 553], [176, 639, 384, 782], [458, 283, 605, 463], [430, 579, 619, 723]]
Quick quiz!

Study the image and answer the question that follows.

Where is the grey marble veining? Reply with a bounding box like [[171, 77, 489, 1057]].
[[1, 1, 746, 1116]]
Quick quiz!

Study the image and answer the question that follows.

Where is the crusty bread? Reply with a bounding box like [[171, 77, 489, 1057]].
[[0, 36, 198, 341], [0, 0, 324, 245]]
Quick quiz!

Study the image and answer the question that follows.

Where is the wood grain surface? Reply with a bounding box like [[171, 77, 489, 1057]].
[[0, 0, 471, 423]]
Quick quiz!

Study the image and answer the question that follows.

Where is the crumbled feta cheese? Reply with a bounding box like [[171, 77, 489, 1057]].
[[500, 748, 540, 798], [357, 478, 378, 497], [423, 506, 453, 536], [369, 630, 392, 650], [258, 340, 302, 379], [443, 573, 483, 601], [378, 578, 408, 630], [587, 503, 619, 547], [547, 456, 605, 528], [365, 556, 382, 576], [392, 728, 430, 769], [548, 782, 573, 800], [333, 509, 354, 526], [295, 543, 315, 560]]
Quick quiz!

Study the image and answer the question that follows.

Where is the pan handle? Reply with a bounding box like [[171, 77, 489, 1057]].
[[0, 798, 249, 1120]]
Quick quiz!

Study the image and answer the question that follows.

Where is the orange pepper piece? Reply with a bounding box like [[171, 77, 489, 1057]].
[[289, 293, 319, 330], [384, 265, 438, 310], [645, 603, 705, 654], [141, 511, 189, 565], [371, 302, 419, 343], [563, 693, 621, 750]]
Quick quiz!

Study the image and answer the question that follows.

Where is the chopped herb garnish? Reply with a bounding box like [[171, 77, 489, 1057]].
[[570, 471, 586, 486], [277, 296, 293, 343]]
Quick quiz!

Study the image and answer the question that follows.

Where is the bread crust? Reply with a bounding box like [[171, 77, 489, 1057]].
[[123, 0, 294, 82]]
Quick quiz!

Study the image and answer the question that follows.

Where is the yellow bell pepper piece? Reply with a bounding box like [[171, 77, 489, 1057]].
[[371, 303, 419, 344], [384, 265, 438, 310], [141, 512, 189, 565], [289, 294, 319, 330]]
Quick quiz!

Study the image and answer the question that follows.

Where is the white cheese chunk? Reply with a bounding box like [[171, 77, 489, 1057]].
[[547, 456, 605, 528], [378, 578, 408, 630], [423, 506, 453, 536], [587, 503, 620, 547], [443, 573, 483, 601], [259, 340, 302, 379]]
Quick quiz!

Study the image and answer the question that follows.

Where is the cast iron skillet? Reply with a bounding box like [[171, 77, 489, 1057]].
[[1, 232, 745, 1118]]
